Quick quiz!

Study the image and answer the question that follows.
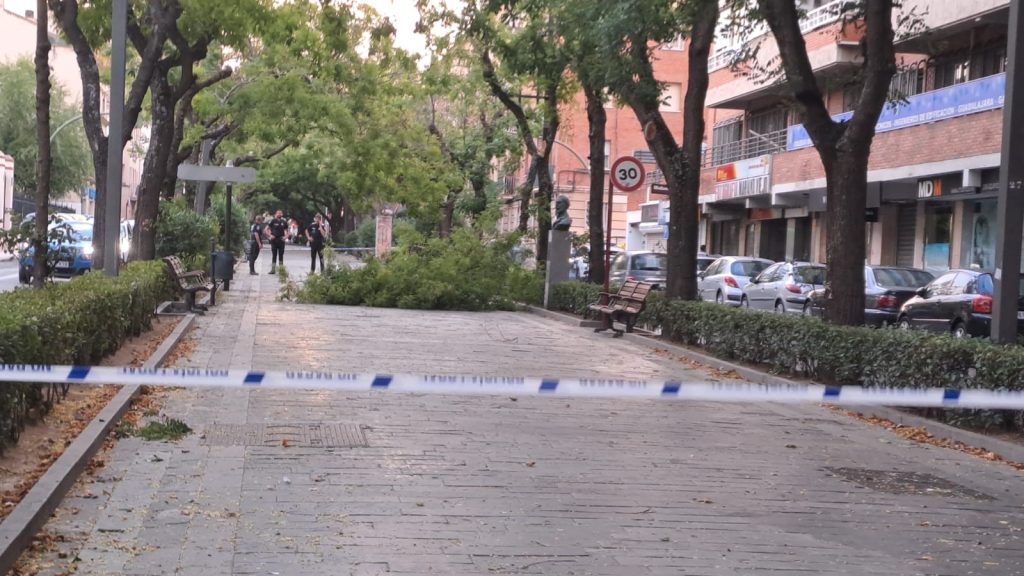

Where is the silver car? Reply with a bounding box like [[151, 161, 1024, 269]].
[[609, 251, 667, 289], [740, 261, 827, 314], [697, 256, 774, 306]]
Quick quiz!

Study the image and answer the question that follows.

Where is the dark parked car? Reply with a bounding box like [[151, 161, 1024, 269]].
[[896, 269, 1024, 338], [609, 251, 667, 289], [741, 262, 826, 314], [805, 266, 934, 326]]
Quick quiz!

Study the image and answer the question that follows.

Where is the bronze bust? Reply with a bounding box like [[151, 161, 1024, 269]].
[[552, 195, 572, 231]]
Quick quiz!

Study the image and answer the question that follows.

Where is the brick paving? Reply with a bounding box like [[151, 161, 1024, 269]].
[[26, 247, 1024, 575]]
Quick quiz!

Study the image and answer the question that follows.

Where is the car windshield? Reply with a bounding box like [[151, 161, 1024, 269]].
[[731, 260, 770, 277], [632, 254, 666, 271], [55, 224, 93, 242], [697, 258, 715, 272], [977, 273, 994, 295], [793, 266, 826, 285], [872, 268, 934, 288]]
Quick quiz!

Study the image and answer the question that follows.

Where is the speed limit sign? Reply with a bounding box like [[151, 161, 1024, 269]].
[[610, 156, 645, 192]]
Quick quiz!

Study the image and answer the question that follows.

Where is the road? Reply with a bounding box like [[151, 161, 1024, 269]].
[[0, 257, 20, 292], [19, 247, 1024, 576]]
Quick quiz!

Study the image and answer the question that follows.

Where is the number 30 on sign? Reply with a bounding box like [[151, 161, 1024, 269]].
[[611, 156, 645, 192]]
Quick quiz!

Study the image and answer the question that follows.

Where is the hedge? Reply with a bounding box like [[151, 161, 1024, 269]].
[[549, 283, 1024, 431], [0, 261, 172, 452]]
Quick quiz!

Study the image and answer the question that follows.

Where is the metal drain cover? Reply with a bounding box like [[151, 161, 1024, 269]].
[[201, 423, 368, 448], [825, 467, 994, 500]]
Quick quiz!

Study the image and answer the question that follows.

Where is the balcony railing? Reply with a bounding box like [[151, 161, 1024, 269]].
[[709, 0, 847, 72], [704, 128, 788, 167]]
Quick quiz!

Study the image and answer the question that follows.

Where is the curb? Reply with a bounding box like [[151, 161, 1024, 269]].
[[526, 306, 1024, 465], [524, 304, 603, 328], [0, 313, 196, 574]]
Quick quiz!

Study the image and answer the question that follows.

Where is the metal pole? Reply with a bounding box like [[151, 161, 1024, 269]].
[[194, 139, 213, 215], [603, 175, 614, 305], [103, 0, 127, 277], [993, 0, 1024, 343]]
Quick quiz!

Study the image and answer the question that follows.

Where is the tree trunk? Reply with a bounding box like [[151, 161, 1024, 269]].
[[823, 150, 868, 325], [584, 85, 606, 285], [342, 198, 356, 234], [134, 77, 175, 261], [518, 158, 537, 233], [439, 194, 457, 238], [32, 0, 51, 288], [534, 154, 553, 265]]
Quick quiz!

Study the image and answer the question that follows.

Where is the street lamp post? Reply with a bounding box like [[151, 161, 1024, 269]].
[[102, 0, 127, 277]]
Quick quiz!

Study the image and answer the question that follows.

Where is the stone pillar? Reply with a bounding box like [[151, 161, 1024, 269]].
[[375, 210, 394, 258], [544, 229, 572, 309]]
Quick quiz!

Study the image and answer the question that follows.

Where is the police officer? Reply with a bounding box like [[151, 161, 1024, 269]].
[[266, 209, 288, 274], [306, 213, 327, 273], [248, 215, 264, 275]]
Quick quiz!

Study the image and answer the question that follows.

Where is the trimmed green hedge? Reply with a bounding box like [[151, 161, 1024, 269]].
[[0, 261, 172, 452], [550, 283, 1024, 430]]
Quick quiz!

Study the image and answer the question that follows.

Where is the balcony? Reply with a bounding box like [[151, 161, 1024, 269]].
[[704, 128, 788, 168], [709, 0, 847, 73]]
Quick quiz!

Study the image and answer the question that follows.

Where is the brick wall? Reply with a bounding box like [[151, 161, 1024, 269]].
[[772, 109, 1003, 186]]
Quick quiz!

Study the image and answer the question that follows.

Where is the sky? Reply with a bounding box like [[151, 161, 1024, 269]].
[[3, 0, 432, 59]]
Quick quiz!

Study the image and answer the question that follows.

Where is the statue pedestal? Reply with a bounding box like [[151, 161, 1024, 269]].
[[544, 229, 572, 309]]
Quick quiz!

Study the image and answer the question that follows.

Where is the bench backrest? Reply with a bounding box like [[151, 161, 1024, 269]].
[[162, 256, 191, 288], [620, 282, 654, 314]]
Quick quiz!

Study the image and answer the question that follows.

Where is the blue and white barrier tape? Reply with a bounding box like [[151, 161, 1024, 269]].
[[0, 364, 1021, 409]]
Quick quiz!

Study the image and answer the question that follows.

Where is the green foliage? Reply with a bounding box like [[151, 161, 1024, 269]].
[[0, 60, 91, 196], [0, 262, 172, 452], [209, 193, 248, 254], [155, 199, 218, 266], [548, 282, 602, 319], [299, 230, 542, 310], [133, 417, 193, 442], [549, 289, 1024, 431], [342, 218, 377, 248]]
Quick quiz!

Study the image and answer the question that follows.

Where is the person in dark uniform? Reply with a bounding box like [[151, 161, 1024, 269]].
[[306, 213, 327, 273], [248, 215, 264, 275], [266, 209, 288, 274]]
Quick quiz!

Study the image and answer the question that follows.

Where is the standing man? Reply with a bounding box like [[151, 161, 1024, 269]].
[[248, 215, 264, 275], [266, 209, 288, 274], [306, 213, 327, 274]]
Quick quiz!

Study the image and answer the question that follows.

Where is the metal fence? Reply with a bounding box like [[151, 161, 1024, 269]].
[[705, 128, 788, 167]]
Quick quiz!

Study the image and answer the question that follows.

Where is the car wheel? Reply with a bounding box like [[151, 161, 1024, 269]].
[[741, 296, 750, 309], [774, 300, 785, 314], [715, 291, 724, 305], [897, 316, 911, 331], [951, 320, 967, 339]]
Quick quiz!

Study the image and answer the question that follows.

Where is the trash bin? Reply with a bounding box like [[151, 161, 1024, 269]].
[[211, 250, 235, 284]]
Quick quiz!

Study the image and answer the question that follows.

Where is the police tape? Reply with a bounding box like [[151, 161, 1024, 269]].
[[0, 364, 1021, 409]]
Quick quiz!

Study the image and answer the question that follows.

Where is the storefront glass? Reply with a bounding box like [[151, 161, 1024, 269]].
[[923, 204, 952, 273], [959, 199, 997, 272]]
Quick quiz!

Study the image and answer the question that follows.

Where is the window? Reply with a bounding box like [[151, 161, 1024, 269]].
[[731, 260, 770, 277], [889, 64, 924, 100], [712, 120, 742, 165], [604, 141, 611, 168], [660, 83, 681, 112], [748, 108, 788, 136], [971, 44, 1007, 80], [928, 272, 959, 295], [661, 37, 685, 51], [931, 54, 971, 90], [951, 272, 972, 294], [610, 254, 627, 274]]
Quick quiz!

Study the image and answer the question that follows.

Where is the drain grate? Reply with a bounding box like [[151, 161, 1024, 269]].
[[825, 467, 994, 500], [201, 423, 368, 448]]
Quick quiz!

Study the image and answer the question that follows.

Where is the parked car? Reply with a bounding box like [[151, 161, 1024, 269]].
[[120, 219, 134, 262], [697, 256, 774, 306], [697, 255, 719, 274], [740, 261, 826, 314], [805, 266, 934, 326], [609, 251, 667, 289], [571, 246, 622, 281], [18, 221, 95, 283], [896, 269, 1024, 338]]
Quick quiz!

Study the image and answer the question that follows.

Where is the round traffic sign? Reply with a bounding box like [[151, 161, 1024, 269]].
[[610, 156, 646, 192]]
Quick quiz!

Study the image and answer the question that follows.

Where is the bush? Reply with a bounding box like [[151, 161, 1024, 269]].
[[209, 194, 247, 254], [156, 199, 218, 268], [299, 230, 543, 311], [0, 262, 172, 452], [548, 293, 1024, 431], [548, 282, 602, 318]]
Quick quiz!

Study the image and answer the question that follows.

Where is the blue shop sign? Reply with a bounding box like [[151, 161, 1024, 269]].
[[787, 72, 1006, 151]]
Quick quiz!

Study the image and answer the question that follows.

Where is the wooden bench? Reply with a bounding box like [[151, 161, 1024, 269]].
[[588, 280, 655, 337], [162, 256, 214, 313]]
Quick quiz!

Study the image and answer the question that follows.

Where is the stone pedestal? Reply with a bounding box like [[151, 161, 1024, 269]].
[[544, 229, 572, 309]]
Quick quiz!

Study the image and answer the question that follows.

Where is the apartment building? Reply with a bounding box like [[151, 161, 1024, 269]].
[[699, 0, 1010, 276], [499, 37, 690, 252], [0, 1, 146, 221]]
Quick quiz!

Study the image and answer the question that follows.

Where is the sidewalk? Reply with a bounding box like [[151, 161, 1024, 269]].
[[27, 247, 1024, 575]]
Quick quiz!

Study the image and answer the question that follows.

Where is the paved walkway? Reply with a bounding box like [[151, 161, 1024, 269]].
[[28, 247, 1024, 575]]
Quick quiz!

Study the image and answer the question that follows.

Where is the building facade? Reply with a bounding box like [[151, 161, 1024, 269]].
[[699, 0, 1011, 278], [499, 37, 691, 254]]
